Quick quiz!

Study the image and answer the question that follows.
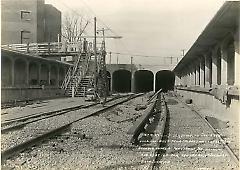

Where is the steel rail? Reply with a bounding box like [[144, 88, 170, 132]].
[[176, 96, 239, 167], [1, 95, 128, 131], [1, 93, 144, 162], [148, 93, 168, 170]]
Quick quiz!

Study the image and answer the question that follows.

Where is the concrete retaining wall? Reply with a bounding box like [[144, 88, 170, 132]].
[[1, 87, 65, 103], [177, 89, 239, 123]]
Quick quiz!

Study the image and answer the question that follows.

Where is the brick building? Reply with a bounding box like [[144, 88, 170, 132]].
[[1, 0, 61, 44]]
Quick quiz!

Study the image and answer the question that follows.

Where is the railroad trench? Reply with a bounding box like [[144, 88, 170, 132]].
[[1, 77, 239, 169]]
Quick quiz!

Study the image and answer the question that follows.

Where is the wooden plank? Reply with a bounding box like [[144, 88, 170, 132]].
[[127, 99, 156, 135]]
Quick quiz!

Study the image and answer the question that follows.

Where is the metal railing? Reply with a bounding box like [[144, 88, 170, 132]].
[[73, 51, 93, 95], [1, 40, 93, 55], [61, 67, 72, 90]]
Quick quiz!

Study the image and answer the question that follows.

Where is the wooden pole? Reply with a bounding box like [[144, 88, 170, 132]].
[[94, 17, 97, 98], [109, 52, 112, 64]]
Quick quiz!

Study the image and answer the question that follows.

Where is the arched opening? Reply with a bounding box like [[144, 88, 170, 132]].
[[29, 62, 39, 85], [59, 67, 65, 86], [112, 70, 131, 93], [50, 65, 58, 86], [14, 59, 27, 86], [155, 70, 175, 92], [40, 63, 49, 85], [134, 70, 153, 92], [106, 71, 111, 91], [1, 57, 12, 86]]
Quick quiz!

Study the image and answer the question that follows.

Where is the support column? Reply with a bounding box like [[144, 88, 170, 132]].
[[153, 72, 156, 92], [216, 47, 222, 85], [191, 66, 195, 86], [184, 71, 188, 86], [221, 44, 228, 86], [182, 75, 185, 86], [187, 72, 191, 87], [186, 73, 189, 87], [26, 60, 29, 86], [234, 31, 240, 86], [186, 74, 189, 86], [182, 71, 186, 86], [182, 74, 185, 86], [180, 73, 184, 86], [11, 58, 15, 86], [185, 66, 190, 87], [200, 57, 205, 87], [204, 55, 211, 88], [196, 63, 200, 86], [178, 75, 181, 86], [190, 71, 193, 86], [212, 50, 218, 86], [175, 75, 181, 86]]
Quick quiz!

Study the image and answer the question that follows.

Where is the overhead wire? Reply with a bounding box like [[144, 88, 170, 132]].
[[108, 52, 181, 59], [79, 0, 121, 37], [57, 0, 181, 64]]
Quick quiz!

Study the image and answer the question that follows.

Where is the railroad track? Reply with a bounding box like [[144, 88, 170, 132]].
[[148, 92, 238, 170], [1, 93, 144, 162], [1, 94, 129, 133]]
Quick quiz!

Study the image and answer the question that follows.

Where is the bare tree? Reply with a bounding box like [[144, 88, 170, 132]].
[[62, 13, 89, 43]]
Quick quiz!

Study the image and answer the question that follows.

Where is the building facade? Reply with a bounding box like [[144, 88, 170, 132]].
[[1, 0, 61, 44], [173, 1, 239, 123]]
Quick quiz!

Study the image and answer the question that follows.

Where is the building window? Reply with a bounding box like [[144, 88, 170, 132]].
[[21, 30, 30, 44], [20, 10, 31, 21]]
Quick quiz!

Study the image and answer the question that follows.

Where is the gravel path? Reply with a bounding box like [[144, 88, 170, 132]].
[[2, 93, 152, 170], [153, 93, 238, 170], [1, 96, 129, 151], [3, 92, 236, 170], [187, 104, 239, 160], [1, 97, 93, 122]]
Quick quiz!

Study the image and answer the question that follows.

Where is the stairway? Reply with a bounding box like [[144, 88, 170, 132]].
[[75, 60, 95, 97], [62, 52, 94, 97]]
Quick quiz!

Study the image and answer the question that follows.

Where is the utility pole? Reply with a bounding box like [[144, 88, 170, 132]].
[[117, 54, 119, 64], [130, 56, 133, 74], [109, 52, 112, 64], [99, 28, 106, 49], [94, 17, 97, 98], [92, 21, 122, 100]]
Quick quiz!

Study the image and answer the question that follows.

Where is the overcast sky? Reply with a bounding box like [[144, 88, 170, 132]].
[[46, 0, 226, 66]]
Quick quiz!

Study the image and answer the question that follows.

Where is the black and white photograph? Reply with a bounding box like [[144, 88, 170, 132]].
[[1, 0, 239, 169]]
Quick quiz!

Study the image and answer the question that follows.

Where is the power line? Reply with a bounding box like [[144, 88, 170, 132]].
[[79, 0, 120, 36], [107, 51, 180, 59], [58, 0, 109, 35]]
